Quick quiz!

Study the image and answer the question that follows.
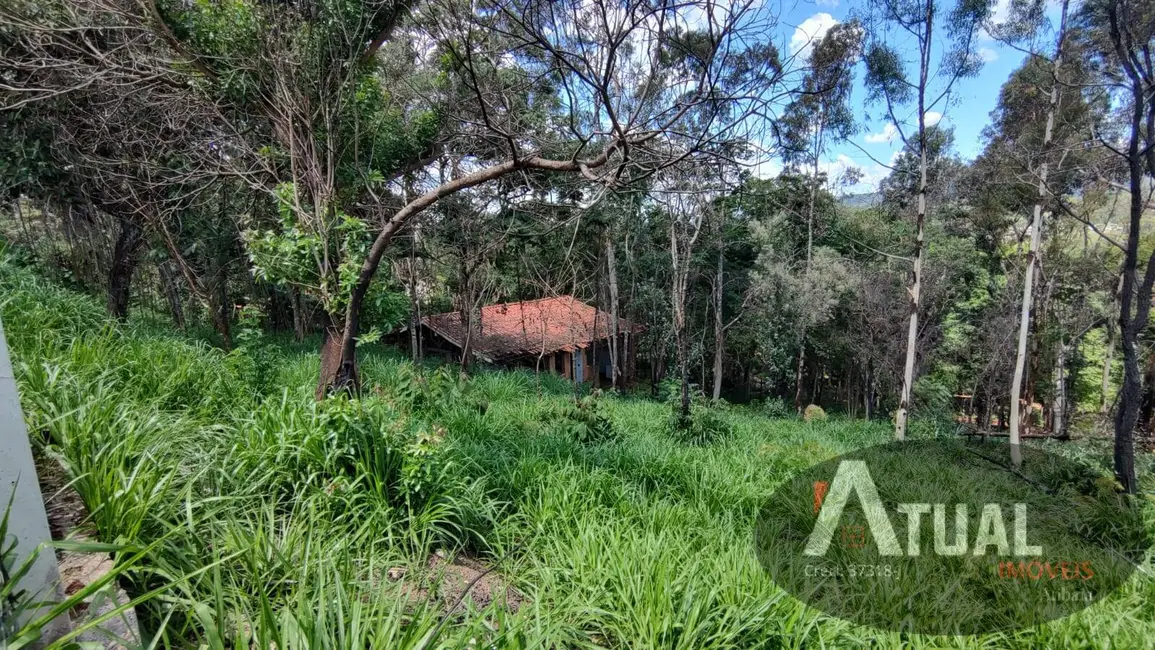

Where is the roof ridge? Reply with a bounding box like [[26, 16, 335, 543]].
[[481, 295, 575, 309]]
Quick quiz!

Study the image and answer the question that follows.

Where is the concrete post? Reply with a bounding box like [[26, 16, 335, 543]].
[[0, 316, 68, 643]]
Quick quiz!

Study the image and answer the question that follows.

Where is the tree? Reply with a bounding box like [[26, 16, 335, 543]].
[[1071, 0, 1155, 494], [1008, 0, 1072, 464], [778, 20, 862, 410], [863, 0, 989, 439], [662, 168, 720, 420]]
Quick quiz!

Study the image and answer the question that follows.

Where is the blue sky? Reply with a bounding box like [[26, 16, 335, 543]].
[[759, 0, 1051, 193]]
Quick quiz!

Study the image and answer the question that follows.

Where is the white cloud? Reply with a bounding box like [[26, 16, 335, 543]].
[[751, 158, 783, 180], [863, 113, 941, 145], [977, 46, 999, 63], [864, 123, 899, 144], [790, 13, 838, 59], [819, 154, 891, 192], [980, 0, 1012, 40]]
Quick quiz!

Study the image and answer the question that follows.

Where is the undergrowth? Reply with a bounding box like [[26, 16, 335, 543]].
[[1, 250, 1153, 649]]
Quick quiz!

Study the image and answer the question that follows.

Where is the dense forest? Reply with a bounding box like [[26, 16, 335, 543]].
[[1, 0, 1154, 645]]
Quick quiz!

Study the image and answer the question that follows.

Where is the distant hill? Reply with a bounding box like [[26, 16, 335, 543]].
[[839, 192, 883, 209]]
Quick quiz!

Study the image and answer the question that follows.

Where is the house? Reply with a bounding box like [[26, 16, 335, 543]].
[[420, 296, 642, 383]]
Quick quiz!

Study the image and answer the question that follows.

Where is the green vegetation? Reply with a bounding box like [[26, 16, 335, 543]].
[[4, 250, 1152, 648]]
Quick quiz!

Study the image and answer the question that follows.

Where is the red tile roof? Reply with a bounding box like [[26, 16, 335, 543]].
[[421, 296, 641, 361]]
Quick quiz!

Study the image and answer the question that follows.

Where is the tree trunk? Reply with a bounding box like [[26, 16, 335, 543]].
[[13, 198, 31, 246], [291, 287, 306, 342], [895, 135, 927, 441], [106, 217, 144, 321], [1053, 340, 1067, 438], [794, 348, 807, 411], [1102, 274, 1122, 414], [159, 261, 186, 330], [606, 233, 620, 391], [408, 238, 421, 362], [1112, 102, 1145, 495], [460, 307, 475, 375], [670, 219, 691, 422], [712, 242, 724, 401], [1115, 318, 1140, 493], [794, 115, 823, 413], [208, 269, 232, 349], [316, 321, 358, 399], [406, 182, 423, 363]]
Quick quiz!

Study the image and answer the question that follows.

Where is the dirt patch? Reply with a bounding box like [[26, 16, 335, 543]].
[[34, 453, 140, 648], [35, 453, 92, 544], [382, 549, 525, 616]]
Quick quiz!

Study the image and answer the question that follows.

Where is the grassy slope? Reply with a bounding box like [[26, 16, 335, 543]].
[[2, 252, 1153, 649]]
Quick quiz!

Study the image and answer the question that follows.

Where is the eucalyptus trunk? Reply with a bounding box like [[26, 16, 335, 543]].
[[606, 233, 620, 390], [712, 240, 724, 401], [1052, 340, 1067, 438], [670, 219, 691, 421], [895, 122, 927, 441]]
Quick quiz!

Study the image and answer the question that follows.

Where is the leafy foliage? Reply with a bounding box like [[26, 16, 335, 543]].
[[666, 390, 732, 445], [547, 393, 619, 445]]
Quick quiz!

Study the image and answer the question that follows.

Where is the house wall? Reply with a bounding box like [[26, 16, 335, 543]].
[[418, 327, 640, 386]]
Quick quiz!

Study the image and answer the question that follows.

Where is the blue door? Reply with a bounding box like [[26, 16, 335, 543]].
[[573, 349, 584, 383]]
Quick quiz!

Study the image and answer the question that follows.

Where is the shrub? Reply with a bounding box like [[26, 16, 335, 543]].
[[665, 383, 731, 445], [387, 364, 487, 418], [547, 393, 619, 445], [803, 404, 827, 422], [759, 396, 793, 418], [911, 375, 963, 436]]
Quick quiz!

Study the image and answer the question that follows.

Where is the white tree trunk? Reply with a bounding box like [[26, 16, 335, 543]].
[[1009, 214, 1042, 455], [670, 220, 690, 418], [1052, 340, 1067, 437], [1009, 0, 1067, 465], [895, 206, 924, 441], [712, 243, 724, 401], [605, 233, 620, 390]]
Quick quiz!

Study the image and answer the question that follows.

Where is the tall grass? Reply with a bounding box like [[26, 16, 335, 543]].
[[2, 249, 1152, 648]]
